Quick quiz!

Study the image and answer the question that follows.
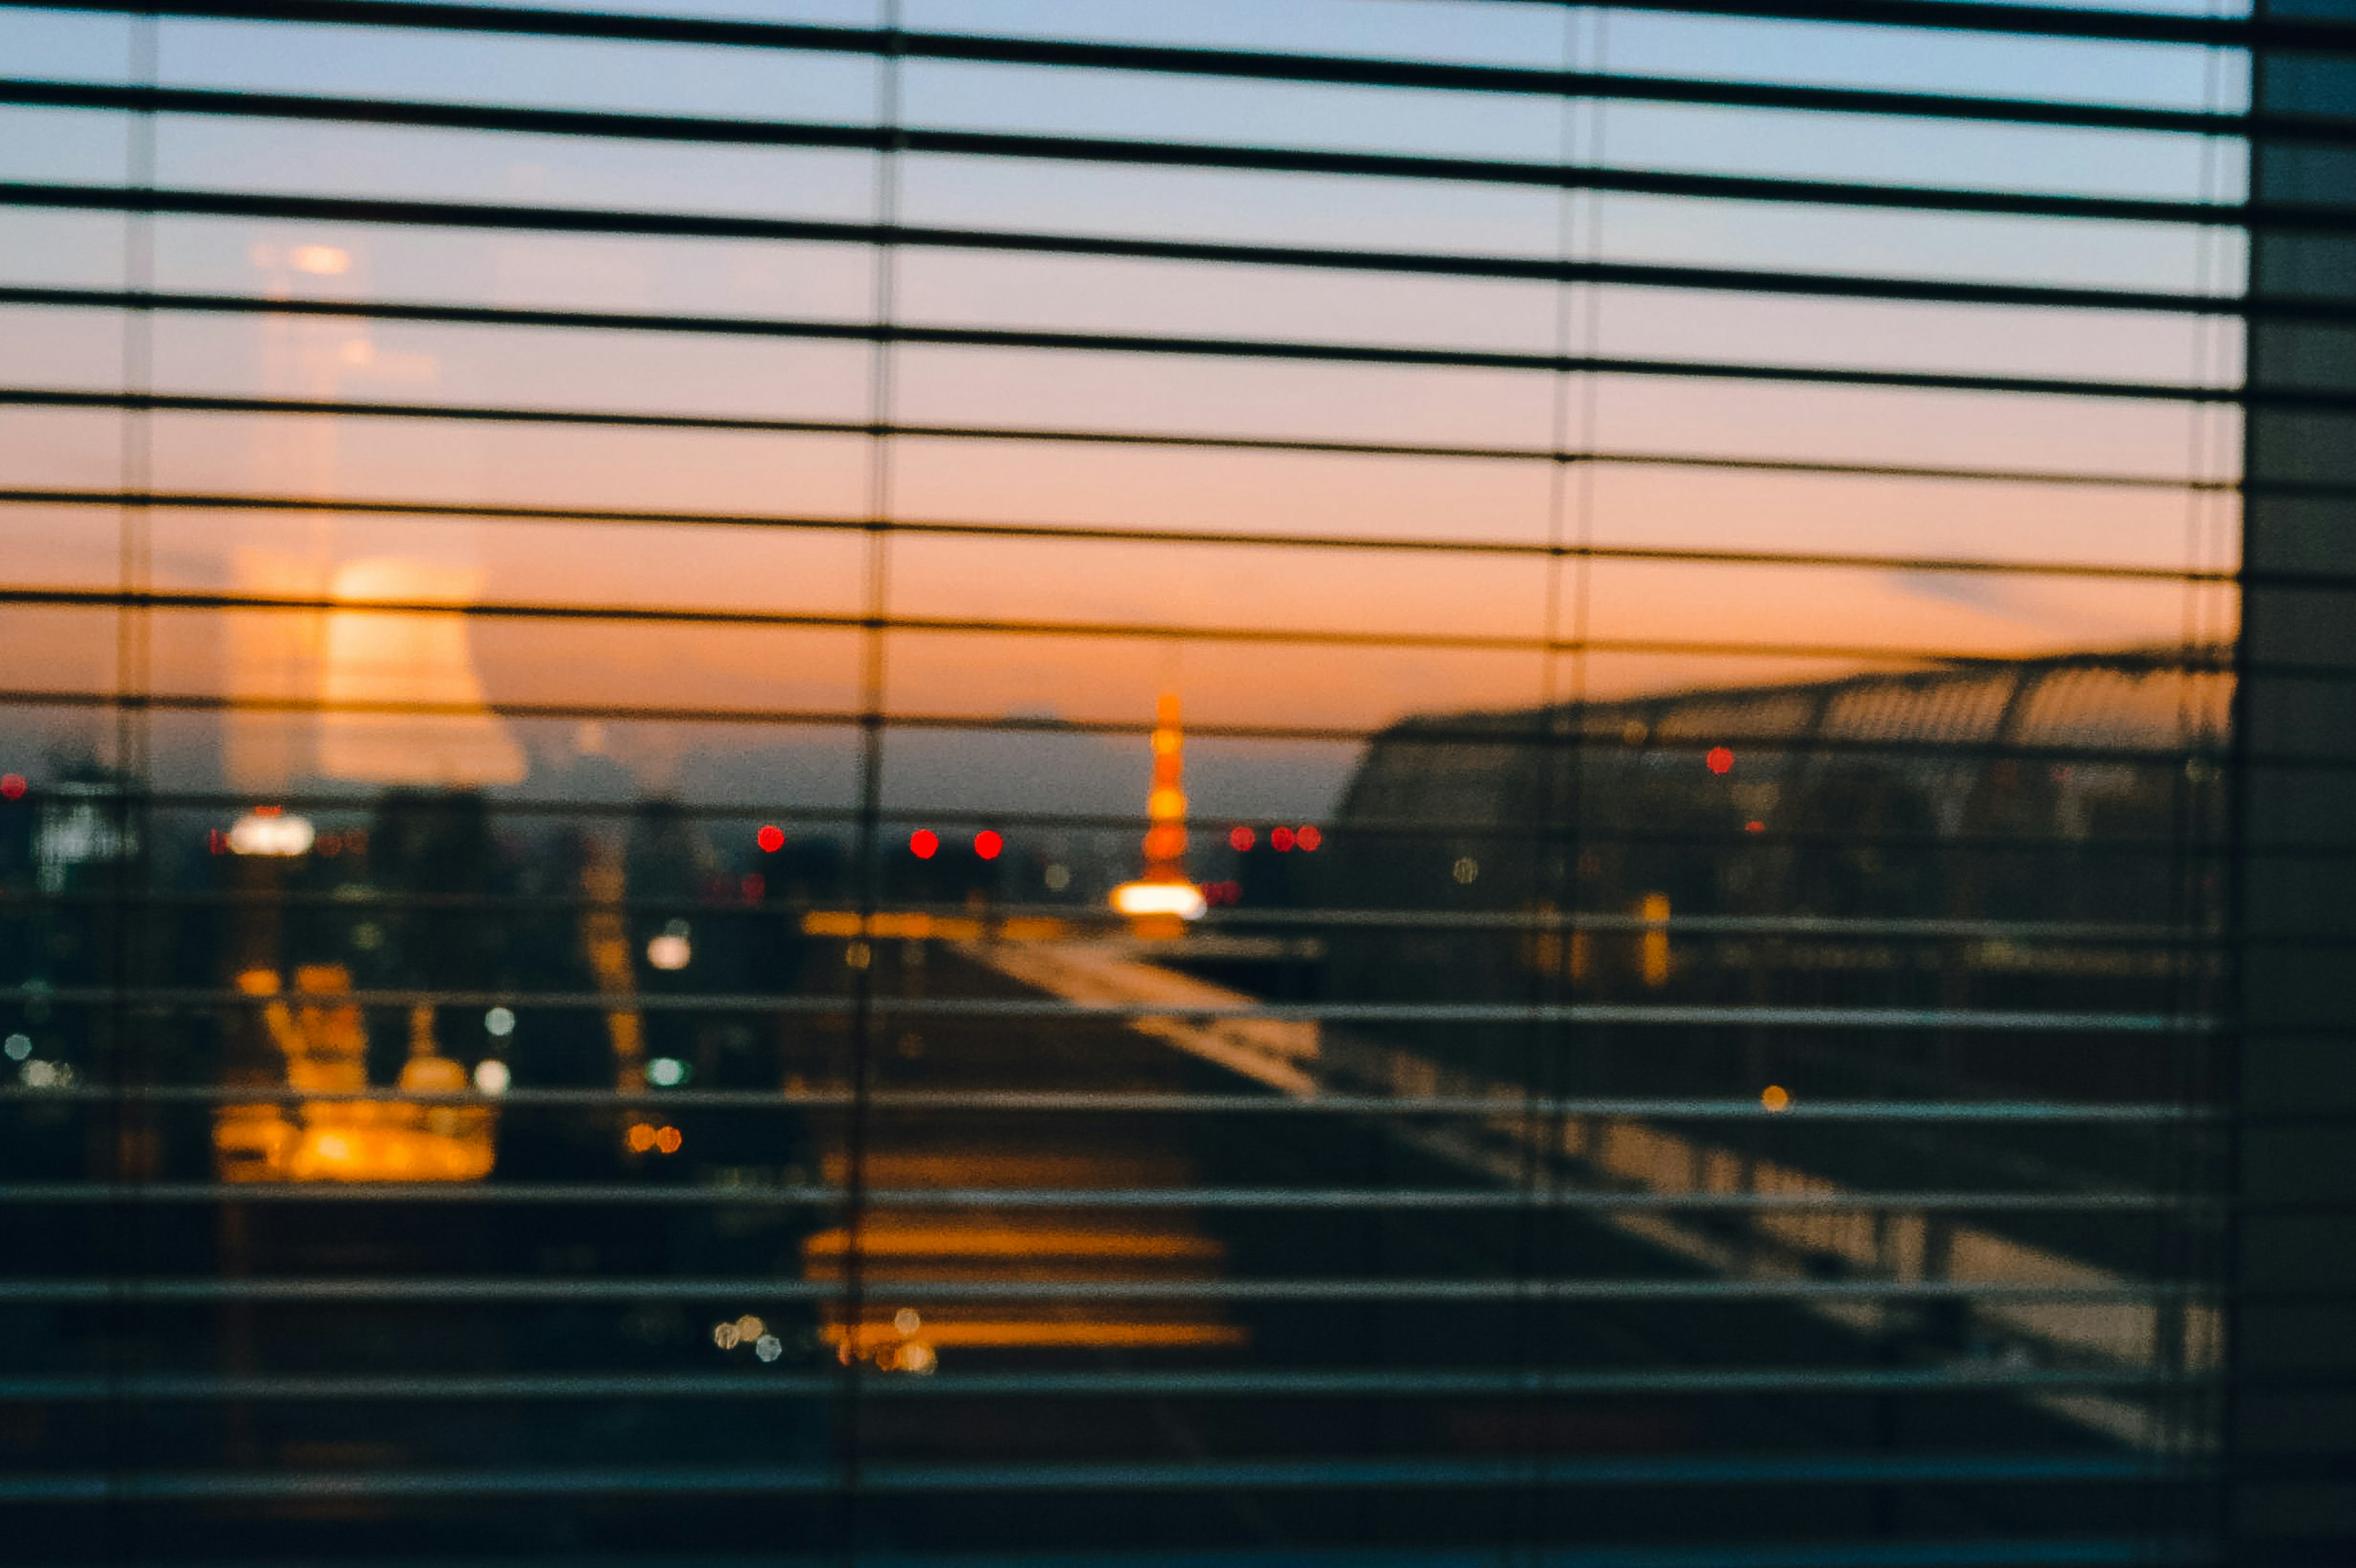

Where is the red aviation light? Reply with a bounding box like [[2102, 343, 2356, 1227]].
[[756, 824, 785, 853], [909, 829, 939, 859], [974, 830, 1003, 860], [1706, 747, 1734, 775]]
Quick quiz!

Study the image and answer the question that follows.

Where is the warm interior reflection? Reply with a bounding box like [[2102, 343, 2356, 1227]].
[[213, 966, 496, 1183]]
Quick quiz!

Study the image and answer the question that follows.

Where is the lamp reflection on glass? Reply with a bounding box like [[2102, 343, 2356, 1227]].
[[228, 809, 315, 858]]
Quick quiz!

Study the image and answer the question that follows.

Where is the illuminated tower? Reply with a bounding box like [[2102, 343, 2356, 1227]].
[[1111, 693, 1206, 931], [1144, 694, 1187, 882]]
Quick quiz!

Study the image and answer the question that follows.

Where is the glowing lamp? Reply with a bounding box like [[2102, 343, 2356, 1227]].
[[756, 824, 785, 853], [228, 810, 316, 857], [974, 829, 1003, 859], [647, 924, 691, 970], [909, 829, 939, 859], [1111, 881, 1207, 921]]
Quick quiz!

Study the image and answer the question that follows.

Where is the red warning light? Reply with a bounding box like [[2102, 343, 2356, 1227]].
[[1706, 747, 1734, 775], [756, 824, 785, 853], [909, 829, 939, 859], [0, 774, 24, 801], [1229, 826, 1255, 852], [1271, 826, 1296, 852], [1295, 825, 1322, 852], [974, 830, 1003, 860]]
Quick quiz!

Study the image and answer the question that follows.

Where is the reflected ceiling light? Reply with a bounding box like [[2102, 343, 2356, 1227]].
[[228, 810, 316, 857], [1111, 881, 1207, 921], [647, 921, 691, 970]]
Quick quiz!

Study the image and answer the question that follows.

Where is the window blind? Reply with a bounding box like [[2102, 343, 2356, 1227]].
[[0, 0, 2346, 1561]]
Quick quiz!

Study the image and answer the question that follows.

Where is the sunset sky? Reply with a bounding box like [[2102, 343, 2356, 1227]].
[[0, 0, 2247, 820]]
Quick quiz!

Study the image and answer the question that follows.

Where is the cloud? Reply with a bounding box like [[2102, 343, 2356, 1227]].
[[1885, 568, 2032, 621]]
